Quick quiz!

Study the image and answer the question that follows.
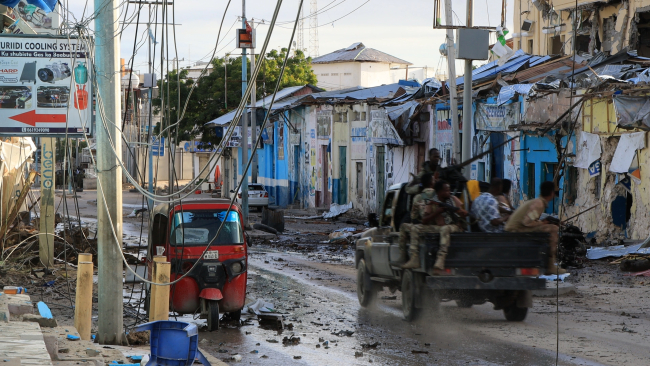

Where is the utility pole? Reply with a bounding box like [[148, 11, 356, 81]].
[[241, 1, 249, 225], [461, 0, 473, 177], [250, 21, 257, 183], [444, 0, 460, 164], [95, 0, 125, 345]]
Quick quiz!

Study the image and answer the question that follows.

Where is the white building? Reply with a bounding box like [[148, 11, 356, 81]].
[[311, 42, 411, 91], [185, 61, 214, 80]]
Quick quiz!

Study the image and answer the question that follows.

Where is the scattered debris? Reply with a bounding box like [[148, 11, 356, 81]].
[[231, 354, 243, 362], [355, 351, 364, 357], [282, 335, 300, 346], [361, 342, 380, 349], [293, 356, 302, 359], [331, 330, 354, 337], [411, 350, 429, 354], [323, 202, 353, 219], [126, 331, 149, 345], [381, 295, 397, 300]]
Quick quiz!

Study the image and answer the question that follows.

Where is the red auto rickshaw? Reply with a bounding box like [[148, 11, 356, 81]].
[[146, 198, 248, 331]]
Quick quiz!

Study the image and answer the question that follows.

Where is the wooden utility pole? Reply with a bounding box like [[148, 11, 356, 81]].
[[39, 138, 55, 268], [95, 0, 126, 345]]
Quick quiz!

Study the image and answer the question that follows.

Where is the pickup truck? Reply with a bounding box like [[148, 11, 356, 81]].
[[356, 183, 549, 322]]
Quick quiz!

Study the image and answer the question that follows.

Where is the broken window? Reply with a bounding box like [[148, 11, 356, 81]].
[[549, 35, 563, 55], [633, 11, 650, 57], [528, 39, 534, 54], [575, 35, 590, 54], [602, 15, 616, 54], [594, 174, 601, 200]]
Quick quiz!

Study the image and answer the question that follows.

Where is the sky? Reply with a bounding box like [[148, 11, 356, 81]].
[[66, 0, 515, 80]]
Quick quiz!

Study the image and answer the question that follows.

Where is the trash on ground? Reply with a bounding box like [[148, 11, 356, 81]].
[[328, 231, 352, 244], [411, 350, 429, 354], [355, 351, 364, 357], [587, 243, 650, 259], [331, 330, 354, 337], [538, 274, 570, 281], [361, 342, 380, 349], [231, 354, 243, 362], [243, 299, 275, 315], [323, 202, 353, 219], [282, 335, 300, 345], [66, 334, 80, 341]]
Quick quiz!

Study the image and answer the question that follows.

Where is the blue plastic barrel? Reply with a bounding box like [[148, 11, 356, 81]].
[[134, 321, 211, 366]]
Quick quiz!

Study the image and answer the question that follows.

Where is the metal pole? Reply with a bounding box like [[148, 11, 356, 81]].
[[251, 24, 257, 183], [462, 0, 473, 177], [241, 1, 249, 224], [444, 0, 460, 164], [147, 16, 154, 209], [95, 0, 125, 345]]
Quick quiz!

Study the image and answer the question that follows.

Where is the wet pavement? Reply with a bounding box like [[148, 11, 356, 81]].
[[199, 248, 606, 365]]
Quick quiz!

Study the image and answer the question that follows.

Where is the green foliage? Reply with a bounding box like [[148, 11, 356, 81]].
[[153, 49, 317, 145]]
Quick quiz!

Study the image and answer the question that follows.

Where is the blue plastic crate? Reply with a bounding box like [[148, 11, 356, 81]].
[[134, 321, 211, 366]]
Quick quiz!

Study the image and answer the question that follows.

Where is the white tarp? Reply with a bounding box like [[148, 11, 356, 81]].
[[609, 132, 645, 173], [573, 132, 602, 169], [586, 243, 650, 259], [323, 202, 353, 219]]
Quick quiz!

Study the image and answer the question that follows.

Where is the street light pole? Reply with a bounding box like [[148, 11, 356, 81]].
[[444, 0, 460, 164]]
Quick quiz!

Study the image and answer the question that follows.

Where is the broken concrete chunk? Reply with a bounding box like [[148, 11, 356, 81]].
[[23, 313, 58, 328]]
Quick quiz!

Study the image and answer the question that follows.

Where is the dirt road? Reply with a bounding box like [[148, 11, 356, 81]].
[[199, 242, 650, 365]]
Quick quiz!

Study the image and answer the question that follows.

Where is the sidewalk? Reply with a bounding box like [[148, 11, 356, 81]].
[[0, 292, 228, 366]]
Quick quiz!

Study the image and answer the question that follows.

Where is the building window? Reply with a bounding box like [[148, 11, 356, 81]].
[[321, 73, 329, 76], [331, 73, 339, 76], [344, 72, 352, 76], [528, 39, 534, 54], [335, 112, 348, 123]]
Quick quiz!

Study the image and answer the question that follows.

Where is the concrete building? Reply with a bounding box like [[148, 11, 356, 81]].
[[511, 0, 650, 57], [311, 42, 411, 91], [185, 61, 214, 80]]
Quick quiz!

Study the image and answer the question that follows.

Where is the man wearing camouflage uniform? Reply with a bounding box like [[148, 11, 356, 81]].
[[397, 172, 437, 268], [405, 148, 440, 195]]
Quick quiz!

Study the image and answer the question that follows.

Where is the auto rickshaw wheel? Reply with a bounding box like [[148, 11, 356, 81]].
[[207, 300, 220, 331]]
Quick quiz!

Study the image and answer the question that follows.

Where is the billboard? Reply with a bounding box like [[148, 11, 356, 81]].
[[1, 1, 62, 35], [0, 35, 91, 136]]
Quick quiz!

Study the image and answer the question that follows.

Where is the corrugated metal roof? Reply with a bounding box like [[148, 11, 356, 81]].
[[504, 57, 586, 83], [312, 42, 411, 65], [206, 85, 310, 126], [456, 49, 527, 85], [316, 83, 406, 100]]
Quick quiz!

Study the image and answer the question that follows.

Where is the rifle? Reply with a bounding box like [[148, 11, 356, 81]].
[[437, 135, 519, 184], [424, 198, 478, 221], [544, 204, 598, 226]]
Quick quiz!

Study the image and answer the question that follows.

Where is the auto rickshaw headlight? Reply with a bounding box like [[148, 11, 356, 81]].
[[231, 261, 243, 273]]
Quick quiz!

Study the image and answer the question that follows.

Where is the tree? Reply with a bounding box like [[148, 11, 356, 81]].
[[153, 48, 317, 146]]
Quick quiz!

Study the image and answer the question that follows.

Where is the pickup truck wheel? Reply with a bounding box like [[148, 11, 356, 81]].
[[357, 259, 377, 307], [401, 269, 420, 322], [503, 304, 528, 321]]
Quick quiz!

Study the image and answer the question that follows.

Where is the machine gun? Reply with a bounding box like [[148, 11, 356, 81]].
[[436, 136, 519, 187]]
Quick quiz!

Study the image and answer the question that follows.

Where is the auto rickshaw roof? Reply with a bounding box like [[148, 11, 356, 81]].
[[151, 198, 240, 218]]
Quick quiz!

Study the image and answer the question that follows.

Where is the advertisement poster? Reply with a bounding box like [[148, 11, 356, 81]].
[[2, 1, 62, 35], [0, 35, 92, 136], [474, 102, 520, 131]]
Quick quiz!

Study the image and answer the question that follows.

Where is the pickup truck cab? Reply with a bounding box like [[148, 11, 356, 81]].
[[356, 183, 549, 321]]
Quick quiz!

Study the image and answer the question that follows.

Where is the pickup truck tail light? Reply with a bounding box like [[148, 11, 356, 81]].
[[264, 192, 268, 197], [516, 268, 540, 276], [237, 193, 242, 199]]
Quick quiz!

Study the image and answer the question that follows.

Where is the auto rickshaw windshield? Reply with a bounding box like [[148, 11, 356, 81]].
[[170, 209, 243, 246]]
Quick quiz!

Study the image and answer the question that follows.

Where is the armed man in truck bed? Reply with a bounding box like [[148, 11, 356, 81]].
[[505, 181, 567, 275], [405, 148, 440, 195]]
